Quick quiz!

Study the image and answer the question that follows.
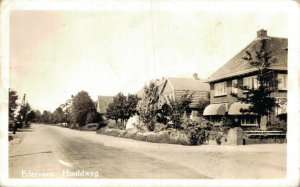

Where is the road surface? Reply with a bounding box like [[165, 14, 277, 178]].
[[9, 124, 286, 179]]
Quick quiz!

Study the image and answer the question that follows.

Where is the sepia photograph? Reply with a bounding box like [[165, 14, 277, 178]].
[[1, 0, 299, 186]]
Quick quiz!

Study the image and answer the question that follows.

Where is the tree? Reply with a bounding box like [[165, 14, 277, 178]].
[[106, 93, 139, 127], [53, 107, 65, 123], [33, 110, 42, 122], [124, 94, 140, 121], [60, 96, 73, 123], [18, 102, 31, 126], [71, 91, 96, 127], [26, 110, 36, 123], [231, 39, 279, 128], [40, 111, 51, 124], [136, 81, 160, 129], [85, 109, 102, 124], [196, 98, 210, 116], [9, 89, 18, 120], [166, 92, 193, 130]]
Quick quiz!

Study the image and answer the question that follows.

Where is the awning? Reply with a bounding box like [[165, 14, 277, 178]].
[[203, 103, 227, 116], [228, 102, 253, 115]]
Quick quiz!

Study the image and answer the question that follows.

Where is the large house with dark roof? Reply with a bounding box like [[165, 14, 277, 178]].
[[203, 29, 287, 130]]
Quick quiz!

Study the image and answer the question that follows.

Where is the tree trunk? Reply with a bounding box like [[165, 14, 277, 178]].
[[257, 115, 261, 129]]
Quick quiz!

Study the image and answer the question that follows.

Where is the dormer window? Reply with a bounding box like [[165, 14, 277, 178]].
[[214, 82, 227, 96]]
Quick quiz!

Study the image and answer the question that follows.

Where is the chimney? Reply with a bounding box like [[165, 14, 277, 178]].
[[257, 29, 267, 38], [193, 73, 199, 80]]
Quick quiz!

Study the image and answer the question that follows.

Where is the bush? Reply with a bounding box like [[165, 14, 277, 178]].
[[81, 123, 99, 131], [267, 118, 287, 132], [97, 127, 190, 145], [154, 123, 166, 132], [146, 119, 155, 131], [184, 117, 212, 145], [106, 120, 125, 130], [132, 122, 148, 132]]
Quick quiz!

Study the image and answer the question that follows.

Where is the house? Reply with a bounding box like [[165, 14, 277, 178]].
[[203, 29, 287, 130], [96, 96, 114, 114], [157, 73, 210, 116]]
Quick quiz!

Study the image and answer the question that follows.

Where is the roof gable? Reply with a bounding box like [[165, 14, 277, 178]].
[[207, 37, 288, 83], [97, 96, 114, 113], [166, 77, 210, 91]]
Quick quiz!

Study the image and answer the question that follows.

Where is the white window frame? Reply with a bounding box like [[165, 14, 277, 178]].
[[243, 76, 259, 89], [241, 116, 258, 126], [214, 82, 227, 96], [278, 74, 287, 90], [231, 79, 238, 94]]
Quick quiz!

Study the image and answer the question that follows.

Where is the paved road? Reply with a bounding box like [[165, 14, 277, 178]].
[[9, 124, 286, 179]]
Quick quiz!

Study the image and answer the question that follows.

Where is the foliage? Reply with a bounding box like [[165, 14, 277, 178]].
[[86, 109, 102, 124], [9, 89, 18, 120], [267, 118, 287, 132], [71, 91, 96, 126], [196, 98, 210, 116], [40, 111, 53, 124], [184, 117, 212, 145], [17, 102, 31, 125], [60, 97, 73, 123], [26, 110, 36, 123], [165, 92, 193, 130], [231, 39, 279, 127], [106, 93, 140, 127], [136, 81, 160, 130], [53, 107, 65, 123], [34, 110, 42, 122]]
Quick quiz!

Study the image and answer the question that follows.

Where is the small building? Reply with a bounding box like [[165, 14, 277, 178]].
[[203, 29, 287, 130]]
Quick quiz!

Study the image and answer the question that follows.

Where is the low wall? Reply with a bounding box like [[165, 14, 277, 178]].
[[244, 138, 286, 145]]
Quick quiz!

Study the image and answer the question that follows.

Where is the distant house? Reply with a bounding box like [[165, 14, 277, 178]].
[[157, 73, 210, 114], [96, 96, 114, 114], [203, 29, 287, 130]]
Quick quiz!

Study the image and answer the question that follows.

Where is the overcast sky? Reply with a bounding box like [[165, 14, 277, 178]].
[[9, 2, 288, 112]]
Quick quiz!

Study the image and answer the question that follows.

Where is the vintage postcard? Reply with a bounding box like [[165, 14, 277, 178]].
[[1, 0, 299, 186]]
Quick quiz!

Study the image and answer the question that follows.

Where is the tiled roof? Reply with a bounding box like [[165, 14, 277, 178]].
[[167, 77, 210, 91], [206, 36, 288, 83], [97, 96, 114, 113]]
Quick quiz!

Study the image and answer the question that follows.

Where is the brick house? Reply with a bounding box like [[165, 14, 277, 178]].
[[203, 29, 287, 130]]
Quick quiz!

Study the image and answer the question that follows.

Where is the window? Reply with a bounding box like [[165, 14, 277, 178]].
[[214, 82, 227, 96], [241, 116, 258, 126], [278, 74, 287, 90], [231, 79, 238, 94], [243, 76, 259, 89]]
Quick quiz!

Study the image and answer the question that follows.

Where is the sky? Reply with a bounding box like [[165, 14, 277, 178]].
[[9, 2, 288, 112]]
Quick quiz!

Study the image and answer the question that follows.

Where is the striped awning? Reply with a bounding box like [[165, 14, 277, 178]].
[[203, 103, 227, 116], [228, 102, 253, 115]]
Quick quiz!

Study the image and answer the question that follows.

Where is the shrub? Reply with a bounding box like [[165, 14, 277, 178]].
[[154, 122, 166, 132], [267, 118, 287, 132], [132, 122, 148, 132], [106, 120, 125, 130], [184, 117, 212, 145], [146, 119, 155, 131]]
